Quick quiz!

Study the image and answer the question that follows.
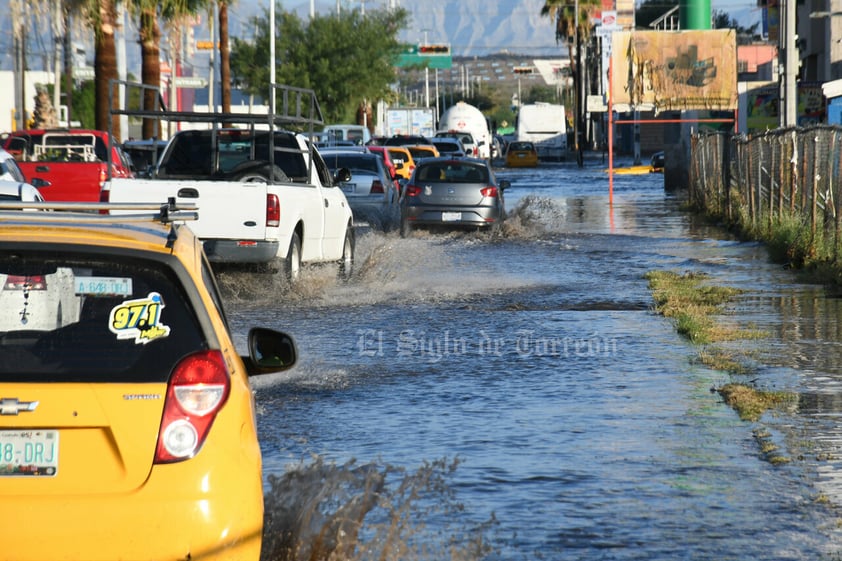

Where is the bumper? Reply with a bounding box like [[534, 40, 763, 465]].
[[3, 467, 264, 561], [203, 239, 279, 263], [402, 205, 502, 227]]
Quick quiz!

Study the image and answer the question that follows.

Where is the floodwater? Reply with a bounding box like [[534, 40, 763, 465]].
[[222, 156, 842, 561]]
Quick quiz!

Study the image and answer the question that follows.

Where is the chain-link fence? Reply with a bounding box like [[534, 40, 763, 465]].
[[689, 125, 842, 259]]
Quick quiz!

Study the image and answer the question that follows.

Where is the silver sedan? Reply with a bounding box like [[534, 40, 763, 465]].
[[400, 157, 508, 237]]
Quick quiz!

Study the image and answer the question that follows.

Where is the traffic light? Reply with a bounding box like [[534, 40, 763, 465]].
[[419, 44, 451, 55], [513, 67, 533, 74]]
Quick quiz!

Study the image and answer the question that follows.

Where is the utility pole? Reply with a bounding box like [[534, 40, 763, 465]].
[[781, 0, 798, 127]]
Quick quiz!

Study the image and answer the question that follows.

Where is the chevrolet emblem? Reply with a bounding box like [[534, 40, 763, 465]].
[[0, 398, 39, 415]]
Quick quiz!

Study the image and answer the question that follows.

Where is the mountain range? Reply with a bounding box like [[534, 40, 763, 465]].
[[233, 0, 763, 58]]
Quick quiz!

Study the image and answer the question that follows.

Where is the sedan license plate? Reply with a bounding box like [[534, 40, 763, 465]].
[[341, 183, 356, 194], [518, 153, 526, 158], [442, 211, 462, 222], [0, 430, 58, 476]]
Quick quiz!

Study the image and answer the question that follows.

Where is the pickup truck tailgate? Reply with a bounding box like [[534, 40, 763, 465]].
[[106, 178, 273, 243]]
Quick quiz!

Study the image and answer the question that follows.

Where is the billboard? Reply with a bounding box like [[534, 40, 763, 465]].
[[610, 30, 738, 112]]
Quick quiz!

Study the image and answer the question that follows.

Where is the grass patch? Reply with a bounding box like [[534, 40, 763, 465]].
[[645, 270, 744, 344], [696, 348, 752, 375], [717, 383, 796, 422]]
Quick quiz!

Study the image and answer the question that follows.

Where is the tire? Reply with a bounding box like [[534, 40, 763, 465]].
[[283, 231, 302, 283], [233, 164, 290, 183], [338, 226, 355, 281]]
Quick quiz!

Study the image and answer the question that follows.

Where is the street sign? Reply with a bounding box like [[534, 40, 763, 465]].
[[396, 44, 452, 69], [73, 67, 95, 80], [174, 76, 208, 89], [196, 40, 218, 50]]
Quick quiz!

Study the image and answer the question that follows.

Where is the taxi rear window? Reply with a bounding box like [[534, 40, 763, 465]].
[[0, 251, 207, 383]]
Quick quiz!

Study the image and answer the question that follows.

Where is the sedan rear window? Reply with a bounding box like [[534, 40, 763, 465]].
[[417, 163, 488, 183], [0, 251, 206, 383]]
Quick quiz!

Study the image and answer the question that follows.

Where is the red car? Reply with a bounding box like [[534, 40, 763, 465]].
[[367, 145, 402, 194]]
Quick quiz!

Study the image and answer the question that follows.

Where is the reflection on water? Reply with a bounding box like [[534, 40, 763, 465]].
[[220, 163, 842, 560]]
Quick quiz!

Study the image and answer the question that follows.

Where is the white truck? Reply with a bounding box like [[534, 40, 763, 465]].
[[102, 81, 355, 280], [515, 102, 568, 161], [437, 102, 492, 159]]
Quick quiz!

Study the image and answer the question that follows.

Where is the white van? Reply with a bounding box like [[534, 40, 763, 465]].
[[515, 102, 567, 161], [437, 102, 492, 159], [323, 124, 372, 146]]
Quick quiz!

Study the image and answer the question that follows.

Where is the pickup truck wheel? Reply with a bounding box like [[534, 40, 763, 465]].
[[284, 232, 302, 283], [338, 227, 355, 281]]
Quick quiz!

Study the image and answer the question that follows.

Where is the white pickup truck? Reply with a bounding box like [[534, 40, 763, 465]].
[[102, 81, 354, 280]]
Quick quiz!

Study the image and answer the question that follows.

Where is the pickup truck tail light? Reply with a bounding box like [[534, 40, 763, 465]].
[[4, 275, 47, 290], [267, 194, 280, 227], [154, 350, 230, 463]]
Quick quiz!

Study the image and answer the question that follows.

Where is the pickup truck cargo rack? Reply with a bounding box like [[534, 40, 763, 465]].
[[0, 199, 198, 224], [107, 80, 325, 183]]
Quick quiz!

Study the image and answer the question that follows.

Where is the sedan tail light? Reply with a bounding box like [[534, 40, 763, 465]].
[[370, 180, 385, 194], [404, 184, 422, 197], [154, 350, 230, 463], [267, 194, 280, 227], [480, 186, 498, 198]]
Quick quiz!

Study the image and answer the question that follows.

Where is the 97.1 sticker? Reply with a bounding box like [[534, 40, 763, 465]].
[[108, 292, 171, 345]]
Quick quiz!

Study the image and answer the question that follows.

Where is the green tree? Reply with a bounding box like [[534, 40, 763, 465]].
[[230, 8, 409, 124]]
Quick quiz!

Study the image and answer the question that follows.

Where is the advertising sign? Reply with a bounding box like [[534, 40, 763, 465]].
[[610, 30, 738, 112]]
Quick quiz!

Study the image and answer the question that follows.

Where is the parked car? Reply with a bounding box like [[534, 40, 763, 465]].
[[406, 144, 440, 164], [0, 147, 28, 182], [400, 157, 509, 237], [650, 151, 665, 173], [0, 179, 45, 203], [0, 200, 297, 561], [320, 148, 398, 229], [432, 137, 467, 159], [505, 141, 539, 168], [385, 146, 416, 181]]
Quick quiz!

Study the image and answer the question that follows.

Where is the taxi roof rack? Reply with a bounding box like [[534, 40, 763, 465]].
[[0, 198, 198, 224]]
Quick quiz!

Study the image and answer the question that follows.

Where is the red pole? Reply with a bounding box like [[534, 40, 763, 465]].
[[608, 54, 614, 206]]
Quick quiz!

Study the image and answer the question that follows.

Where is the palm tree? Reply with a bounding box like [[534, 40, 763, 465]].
[[219, 0, 232, 112], [93, 0, 120, 139], [540, 0, 599, 165]]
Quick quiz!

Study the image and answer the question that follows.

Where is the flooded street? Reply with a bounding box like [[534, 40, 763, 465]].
[[223, 157, 842, 560]]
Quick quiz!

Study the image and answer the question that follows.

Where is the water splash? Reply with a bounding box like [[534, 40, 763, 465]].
[[260, 456, 498, 561], [500, 195, 568, 240]]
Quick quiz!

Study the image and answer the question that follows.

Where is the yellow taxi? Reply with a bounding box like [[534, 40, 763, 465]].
[[406, 144, 440, 164], [385, 146, 416, 180], [0, 201, 296, 561], [505, 141, 539, 168]]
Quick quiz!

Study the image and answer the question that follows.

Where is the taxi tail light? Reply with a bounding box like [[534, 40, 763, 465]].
[[404, 184, 422, 197], [370, 180, 385, 194], [480, 186, 498, 198], [267, 194, 280, 227], [154, 350, 230, 464], [4, 275, 47, 290]]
